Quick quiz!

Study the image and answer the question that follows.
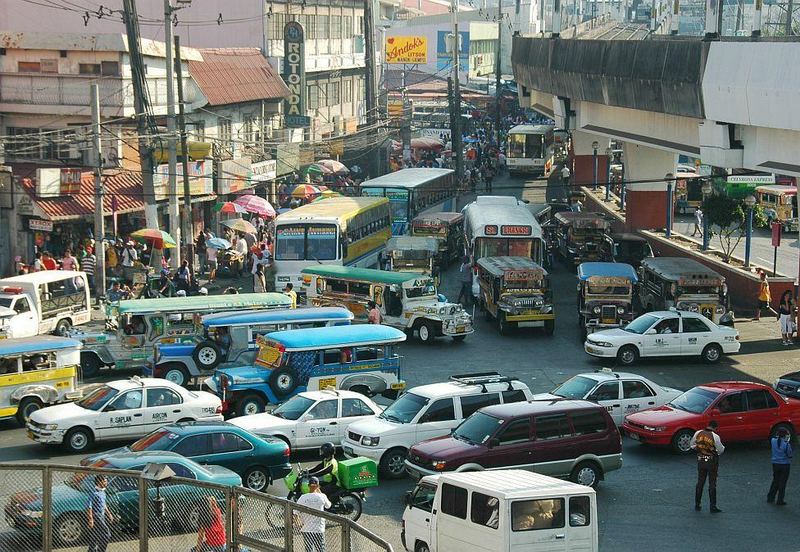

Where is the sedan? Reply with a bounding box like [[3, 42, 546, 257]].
[[623, 381, 800, 453], [775, 371, 800, 399], [584, 310, 740, 366]]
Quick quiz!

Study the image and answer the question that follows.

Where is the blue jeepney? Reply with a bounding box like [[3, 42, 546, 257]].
[[147, 307, 354, 387], [577, 262, 638, 338], [205, 324, 406, 416]]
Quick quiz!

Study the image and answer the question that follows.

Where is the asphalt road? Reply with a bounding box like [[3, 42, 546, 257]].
[[1, 172, 799, 552]]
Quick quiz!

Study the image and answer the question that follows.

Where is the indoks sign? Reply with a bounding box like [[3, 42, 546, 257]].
[[385, 36, 427, 64], [283, 21, 309, 128]]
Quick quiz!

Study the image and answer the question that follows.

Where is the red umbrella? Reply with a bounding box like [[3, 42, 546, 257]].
[[213, 201, 247, 214], [233, 195, 276, 218]]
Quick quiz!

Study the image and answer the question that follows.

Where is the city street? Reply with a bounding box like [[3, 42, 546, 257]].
[[0, 173, 798, 551]]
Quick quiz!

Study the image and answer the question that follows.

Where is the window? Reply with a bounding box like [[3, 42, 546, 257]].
[[716, 392, 746, 413], [79, 63, 101, 75], [18, 61, 41, 72], [101, 61, 120, 76], [349, 282, 371, 297], [166, 463, 196, 480], [459, 393, 501, 418], [13, 297, 30, 314], [307, 400, 338, 420], [746, 389, 778, 410], [470, 492, 500, 529], [419, 398, 455, 423], [173, 434, 212, 456], [190, 120, 205, 141], [217, 118, 232, 148], [589, 381, 619, 401], [681, 317, 711, 333], [441, 483, 468, 519], [41, 59, 58, 73], [622, 381, 654, 399], [654, 318, 679, 334], [328, 279, 348, 293], [410, 484, 436, 512], [502, 389, 527, 403], [534, 414, 572, 440], [342, 398, 373, 417], [308, 84, 319, 110], [328, 81, 340, 105], [146, 388, 182, 407], [109, 474, 139, 493], [511, 498, 565, 531], [497, 417, 531, 445], [342, 79, 353, 103], [569, 496, 591, 527], [107, 390, 143, 411], [571, 411, 608, 435], [211, 432, 252, 453], [331, 16, 342, 39]]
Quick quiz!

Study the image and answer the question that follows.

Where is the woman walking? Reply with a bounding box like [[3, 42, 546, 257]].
[[767, 427, 793, 506], [253, 263, 267, 293], [194, 496, 226, 552], [778, 290, 796, 345]]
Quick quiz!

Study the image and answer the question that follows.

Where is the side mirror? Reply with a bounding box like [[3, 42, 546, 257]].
[[710, 409, 721, 417], [405, 491, 413, 507], [644, 328, 657, 335], [488, 437, 500, 449]]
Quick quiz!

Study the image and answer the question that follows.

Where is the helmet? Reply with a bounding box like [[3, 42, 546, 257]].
[[198, 287, 209, 295], [319, 442, 335, 458]]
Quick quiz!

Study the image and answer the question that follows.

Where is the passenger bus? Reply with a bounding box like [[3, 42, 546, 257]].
[[273, 196, 392, 292], [360, 168, 457, 235], [506, 124, 556, 177], [463, 196, 545, 265]]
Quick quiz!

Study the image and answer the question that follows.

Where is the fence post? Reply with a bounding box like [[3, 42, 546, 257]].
[[42, 466, 52, 552], [284, 501, 294, 550], [138, 476, 148, 552], [341, 521, 352, 552], [224, 487, 233, 552]]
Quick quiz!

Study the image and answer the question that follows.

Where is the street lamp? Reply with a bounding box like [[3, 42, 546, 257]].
[[592, 141, 599, 190], [744, 194, 756, 268], [605, 147, 613, 201], [665, 172, 674, 238], [701, 180, 713, 251]]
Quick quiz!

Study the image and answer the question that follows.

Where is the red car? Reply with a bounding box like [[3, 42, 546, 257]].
[[623, 381, 800, 453]]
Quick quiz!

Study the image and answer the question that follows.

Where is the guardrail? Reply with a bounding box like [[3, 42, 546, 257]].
[[0, 463, 393, 552]]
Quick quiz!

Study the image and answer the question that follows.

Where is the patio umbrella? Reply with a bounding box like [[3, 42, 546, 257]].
[[233, 195, 276, 218], [221, 218, 257, 234], [312, 159, 349, 175], [291, 184, 320, 199], [206, 237, 231, 250], [130, 228, 177, 249], [411, 137, 444, 151], [213, 202, 247, 215]]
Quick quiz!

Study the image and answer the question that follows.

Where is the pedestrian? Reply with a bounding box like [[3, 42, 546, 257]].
[[283, 283, 297, 309], [105, 242, 118, 276], [767, 427, 793, 506], [295, 477, 331, 552], [234, 233, 248, 277], [87, 474, 113, 552], [82, 246, 97, 292], [691, 420, 724, 513], [755, 271, 779, 320], [61, 249, 79, 271], [778, 290, 796, 345], [196, 231, 207, 277], [175, 259, 192, 292], [561, 165, 571, 188], [368, 300, 382, 324], [194, 496, 226, 552], [31, 252, 43, 272], [253, 263, 266, 293], [456, 256, 472, 307], [206, 243, 218, 284], [692, 207, 703, 237]]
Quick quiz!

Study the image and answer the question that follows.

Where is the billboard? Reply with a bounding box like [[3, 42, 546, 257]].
[[283, 21, 310, 128], [436, 30, 469, 71], [153, 160, 213, 199], [385, 36, 428, 64]]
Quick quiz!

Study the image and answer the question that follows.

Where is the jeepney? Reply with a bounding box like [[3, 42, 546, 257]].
[[476, 256, 555, 336], [638, 257, 734, 325], [410, 212, 465, 266], [554, 212, 613, 266], [0, 336, 83, 425], [385, 236, 440, 280], [610, 233, 654, 269], [577, 262, 638, 338], [72, 293, 291, 378], [302, 265, 473, 343], [755, 185, 798, 232]]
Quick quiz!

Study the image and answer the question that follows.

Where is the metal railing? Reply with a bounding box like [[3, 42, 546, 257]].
[[0, 464, 393, 552]]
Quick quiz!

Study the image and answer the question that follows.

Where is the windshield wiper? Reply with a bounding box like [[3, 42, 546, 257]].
[[671, 403, 688, 412], [380, 413, 403, 423]]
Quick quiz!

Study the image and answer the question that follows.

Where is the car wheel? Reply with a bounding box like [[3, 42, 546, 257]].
[[162, 364, 190, 387], [54, 513, 85, 546], [452, 335, 466, 342], [616, 345, 639, 366], [570, 461, 601, 488], [268, 368, 298, 399], [498, 312, 511, 335], [418, 321, 435, 343], [244, 466, 271, 492], [180, 502, 203, 533], [771, 423, 795, 442], [64, 427, 93, 453], [54, 319, 72, 337], [80, 353, 103, 379], [192, 341, 222, 370], [544, 319, 555, 336], [415, 542, 431, 552], [16, 397, 43, 426], [671, 429, 695, 454], [379, 448, 408, 479], [701, 344, 722, 364], [236, 393, 267, 416]]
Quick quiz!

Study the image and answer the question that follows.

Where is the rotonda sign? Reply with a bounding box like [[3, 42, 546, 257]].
[[283, 21, 310, 128]]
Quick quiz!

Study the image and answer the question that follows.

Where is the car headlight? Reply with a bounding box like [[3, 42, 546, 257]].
[[677, 301, 687, 310], [20, 509, 43, 519], [361, 436, 380, 446], [642, 425, 667, 432], [591, 341, 613, 347], [715, 305, 725, 314], [617, 306, 625, 314], [593, 306, 601, 314], [38, 424, 59, 431], [540, 305, 553, 314], [689, 303, 699, 312], [432, 460, 447, 471]]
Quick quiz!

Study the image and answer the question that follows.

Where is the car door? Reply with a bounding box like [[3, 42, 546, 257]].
[[642, 317, 681, 356], [144, 387, 184, 433], [711, 391, 747, 443], [10, 297, 37, 338], [530, 413, 575, 477], [586, 382, 622, 425], [202, 431, 254, 473], [743, 389, 782, 441], [404, 483, 437, 552], [295, 399, 340, 449], [413, 398, 458, 443], [96, 389, 146, 440], [481, 416, 533, 470], [679, 317, 714, 356], [340, 397, 378, 441], [171, 433, 213, 464], [619, 380, 657, 422], [566, 495, 595, 552]]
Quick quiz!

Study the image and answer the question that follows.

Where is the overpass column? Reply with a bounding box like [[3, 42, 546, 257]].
[[570, 131, 609, 191], [621, 143, 677, 232]]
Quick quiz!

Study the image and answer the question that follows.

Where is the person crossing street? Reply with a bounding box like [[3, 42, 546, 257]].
[[691, 420, 724, 513]]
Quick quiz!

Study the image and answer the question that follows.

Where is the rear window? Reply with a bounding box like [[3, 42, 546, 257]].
[[441, 483, 468, 519], [570, 410, 609, 435], [502, 389, 528, 403], [511, 498, 565, 531]]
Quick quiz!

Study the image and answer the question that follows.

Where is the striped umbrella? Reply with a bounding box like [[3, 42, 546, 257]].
[[233, 195, 276, 218], [130, 228, 177, 249], [221, 218, 257, 234], [213, 202, 247, 214], [291, 184, 321, 199]]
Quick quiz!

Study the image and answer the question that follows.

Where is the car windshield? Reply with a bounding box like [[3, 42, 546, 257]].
[[76, 386, 119, 411], [406, 283, 437, 298], [379, 392, 427, 423], [452, 412, 503, 445], [669, 387, 721, 414], [552, 376, 597, 399], [131, 429, 181, 452], [272, 395, 316, 420], [623, 314, 659, 335]]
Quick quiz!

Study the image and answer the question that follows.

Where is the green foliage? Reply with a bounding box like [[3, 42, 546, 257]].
[[702, 195, 766, 262]]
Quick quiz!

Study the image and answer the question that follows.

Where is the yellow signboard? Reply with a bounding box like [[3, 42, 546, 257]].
[[385, 36, 427, 64]]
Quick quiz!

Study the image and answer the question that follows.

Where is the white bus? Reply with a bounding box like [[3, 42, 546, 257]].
[[273, 196, 392, 292], [463, 196, 545, 265], [506, 124, 556, 176]]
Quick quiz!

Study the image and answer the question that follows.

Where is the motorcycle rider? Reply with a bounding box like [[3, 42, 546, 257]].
[[306, 442, 340, 498]]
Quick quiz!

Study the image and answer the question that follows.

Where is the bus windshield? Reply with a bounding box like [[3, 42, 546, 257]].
[[477, 238, 540, 260], [508, 133, 545, 159], [275, 224, 338, 261], [362, 187, 409, 223]]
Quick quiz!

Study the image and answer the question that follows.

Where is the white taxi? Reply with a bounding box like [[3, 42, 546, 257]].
[[27, 377, 223, 453], [584, 310, 740, 366], [532, 370, 682, 425], [229, 390, 382, 450]]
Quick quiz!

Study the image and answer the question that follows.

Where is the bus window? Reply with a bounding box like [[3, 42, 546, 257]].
[[509, 134, 525, 157], [350, 282, 371, 298], [328, 279, 348, 294], [275, 225, 306, 260], [306, 225, 338, 261]]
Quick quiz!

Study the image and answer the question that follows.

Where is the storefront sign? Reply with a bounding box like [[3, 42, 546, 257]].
[[60, 168, 82, 195], [385, 36, 427, 64], [153, 160, 213, 199], [283, 22, 307, 128], [727, 175, 775, 185], [251, 160, 277, 183], [29, 219, 53, 232], [436, 30, 469, 71], [218, 158, 253, 195]]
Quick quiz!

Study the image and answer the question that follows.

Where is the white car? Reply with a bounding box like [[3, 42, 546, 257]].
[[532, 370, 682, 425], [229, 390, 383, 450], [27, 377, 223, 453], [341, 372, 534, 479], [584, 310, 740, 366]]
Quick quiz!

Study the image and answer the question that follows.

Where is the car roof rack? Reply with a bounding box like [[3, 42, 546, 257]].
[[449, 372, 518, 392]]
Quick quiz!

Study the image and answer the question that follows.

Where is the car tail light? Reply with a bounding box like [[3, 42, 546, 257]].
[[215, 405, 222, 414], [283, 445, 291, 457]]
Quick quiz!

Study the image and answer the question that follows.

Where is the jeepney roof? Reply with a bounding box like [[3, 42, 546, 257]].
[[641, 257, 724, 282], [755, 185, 797, 195], [0, 335, 82, 355], [386, 236, 439, 253], [302, 265, 427, 286], [264, 324, 406, 350], [611, 233, 648, 243], [412, 212, 463, 224], [359, 168, 454, 189], [202, 307, 353, 328], [464, 197, 543, 239], [554, 211, 611, 229], [477, 256, 546, 278], [116, 293, 291, 315], [577, 262, 638, 282], [423, 469, 594, 500]]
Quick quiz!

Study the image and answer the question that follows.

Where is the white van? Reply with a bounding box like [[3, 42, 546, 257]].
[[342, 373, 533, 479], [0, 271, 91, 338], [402, 470, 598, 552]]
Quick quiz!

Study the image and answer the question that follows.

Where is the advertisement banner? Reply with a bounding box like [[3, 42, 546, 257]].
[[154, 160, 213, 199], [251, 160, 277, 183], [436, 30, 469, 71], [218, 158, 253, 195], [385, 36, 428, 64]]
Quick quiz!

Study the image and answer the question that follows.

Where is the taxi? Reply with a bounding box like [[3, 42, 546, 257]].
[[26, 376, 223, 453]]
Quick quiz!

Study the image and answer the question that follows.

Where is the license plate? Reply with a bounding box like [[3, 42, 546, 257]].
[[456, 326, 465, 333], [0, 335, 6, 340], [344, 446, 354, 456], [391, 382, 406, 389], [318, 377, 337, 390], [628, 432, 640, 441], [26, 430, 34, 440]]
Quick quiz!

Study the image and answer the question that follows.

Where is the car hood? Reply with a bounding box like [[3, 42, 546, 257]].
[[532, 392, 563, 401], [8, 484, 87, 512], [625, 404, 699, 426], [0, 307, 15, 318], [80, 446, 131, 466], [347, 416, 411, 438], [588, 328, 632, 341], [230, 413, 293, 433], [29, 402, 89, 425], [410, 435, 481, 462]]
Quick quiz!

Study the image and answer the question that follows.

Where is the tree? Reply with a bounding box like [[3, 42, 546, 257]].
[[703, 195, 767, 263]]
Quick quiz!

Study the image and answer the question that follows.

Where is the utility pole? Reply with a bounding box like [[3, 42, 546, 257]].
[[364, 0, 379, 175], [175, 35, 194, 272], [91, 85, 107, 300], [123, 0, 159, 229], [451, 0, 464, 183], [164, 0, 180, 267], [787, 0, 794, 34], [495, 0, 503, 148]]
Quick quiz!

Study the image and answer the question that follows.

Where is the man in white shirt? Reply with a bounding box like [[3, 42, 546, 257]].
[[296, 477, 331, 552], [692, 207, 703, 237], [234, 234, 248, 277], [561, 165, 571, 188]]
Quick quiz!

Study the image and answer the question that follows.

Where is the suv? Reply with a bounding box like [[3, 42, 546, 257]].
[[404, 400, 622, 488], [341, 372, 534, 479]]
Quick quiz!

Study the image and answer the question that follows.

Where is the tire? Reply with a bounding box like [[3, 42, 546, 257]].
[[334, 493, 363, 522], [16, 397, 43, 426], [701, 343, 722, 364], [192, 341, 222, 370], [268, 367, 299, 399], [179, 501, 204, 533], [54, 319, 72, 337], [616, 345, 639, 366], [244, 466, 271, 492], [80, 353, 103, 379], [570, 461, 602, 488], [415, 543, 431, 552], [54, 513, 85, 546], [162, 364, 190, 387], [236, 393, 267, 417], [418, 321, 436, 343], [483, 300, 493, 322], [771, 422, 795, 442], [379, 448, 409, 479], [452, 335, 466, 342], [64, 427, 93, 453], [544, 319, 555, 336], [498, 312, 511, 336], [671, 429, 695, 454]]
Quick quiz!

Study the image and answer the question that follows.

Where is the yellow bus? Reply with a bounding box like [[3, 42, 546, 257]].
[[273, 196, 392, 292]]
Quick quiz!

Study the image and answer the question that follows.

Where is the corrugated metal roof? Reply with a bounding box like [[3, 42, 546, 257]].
[[189, 48, 290, 107]]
